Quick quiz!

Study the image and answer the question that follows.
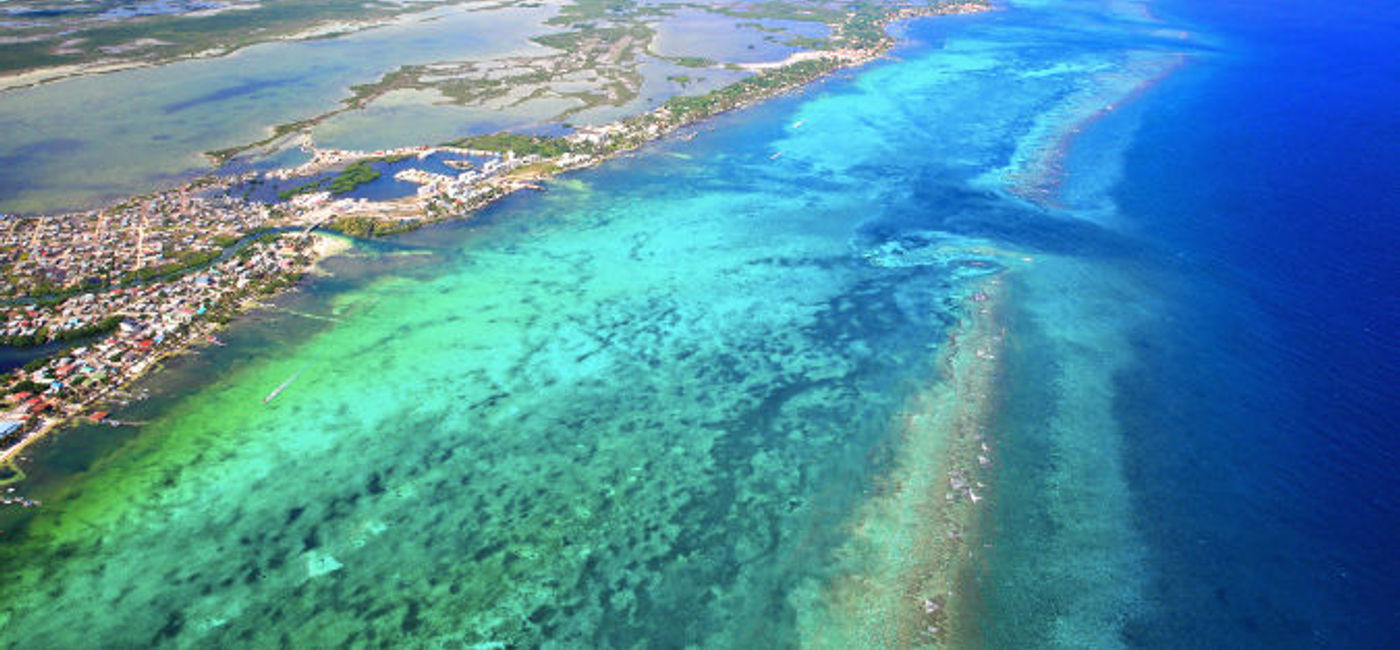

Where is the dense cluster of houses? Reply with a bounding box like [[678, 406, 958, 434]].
[[0, 185, 271, 299], [1, 233, 316, 449]]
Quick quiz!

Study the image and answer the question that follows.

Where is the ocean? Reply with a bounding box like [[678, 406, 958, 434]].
[[1057, 0, 1400, 645], [1, 0, 1396, 647]]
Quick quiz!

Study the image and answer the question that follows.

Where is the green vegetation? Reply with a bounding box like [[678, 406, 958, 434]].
[[329, 217, 421, 238], [344, 66, 423, 108], [447, 133, 578, 157], [366, 153, 414, 164], [194, 0, 672, 161], [211, 226, 271, 248], [278, 180, 328, 201], [129, 248, 222, 282], [258, 271, 306, 295], [0, 0, 458, 77], [670, 57, 716, 68], [13, 279, 102, 306], [433, 70, 548, 106], [711, 1, 843, 25], [235, 232, 284, 260], [7, 378, 47, 395], [1, 329, 50, 349], [735, 21, 787, 33], [53, 316, 123, 343], [326, 162, 380, 194], [545, 0, 653, 26], [11, 245, 225, 304], [532, 25, 636, 51], [277, 162, 382, 200], [376, 220, 423, 236], [205, 146, 242, 165], [663, 57, 838, 120], [837, 4, 894, 49], [784, 36, 836, 50], [329, 217, 376, 238], [4, 221, 271, 303], [0, 313, 119, 347], [208, 115, 336, 163]]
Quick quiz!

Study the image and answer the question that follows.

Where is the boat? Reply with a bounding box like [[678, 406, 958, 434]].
[[263, 370, 303, 404]]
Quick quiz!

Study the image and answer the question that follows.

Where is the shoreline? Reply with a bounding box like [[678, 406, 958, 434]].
[[735, 49, 868, 72], [0, 2, 993, 476], [0, 5, 458, 94], [800, 276, 1007, 647], [0, 232, 352, 466]]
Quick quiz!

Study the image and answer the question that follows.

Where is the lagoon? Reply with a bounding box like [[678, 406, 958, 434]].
[[2, 0, 1398, 647], [0, 2, 557, 214]]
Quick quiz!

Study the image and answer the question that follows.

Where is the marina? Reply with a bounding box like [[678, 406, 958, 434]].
[[0, 0, 1396, 647]]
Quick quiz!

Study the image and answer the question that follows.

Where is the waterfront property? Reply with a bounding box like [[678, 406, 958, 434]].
[[3, 0, 1395, 648]]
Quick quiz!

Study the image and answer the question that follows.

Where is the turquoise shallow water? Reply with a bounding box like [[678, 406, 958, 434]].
[[0, 1, 1232, 647]]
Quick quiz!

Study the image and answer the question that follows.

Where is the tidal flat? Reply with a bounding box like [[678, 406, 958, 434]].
[[0, 0, 1186, 645], [0, 0, 889, 214], [4, 0, 1396, 647], [0, 2, 558, 214]]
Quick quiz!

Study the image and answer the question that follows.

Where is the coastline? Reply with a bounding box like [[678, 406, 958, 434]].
[[0, 59, 158, 94], [204, 2, 992, 167], [0, 8, 453, 94], [0, 232, 352, 466], [0, 3, 993, 476], [799, 276, 1007, 647], [16, 0, 1388, 646]]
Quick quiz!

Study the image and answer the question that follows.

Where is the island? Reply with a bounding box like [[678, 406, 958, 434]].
[[0, 0, 990, 471]]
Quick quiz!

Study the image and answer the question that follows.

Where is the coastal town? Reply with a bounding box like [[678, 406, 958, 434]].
[[0, 223, 341, 464], [0, 148, 564, 463], [0, 0, 990, 470]]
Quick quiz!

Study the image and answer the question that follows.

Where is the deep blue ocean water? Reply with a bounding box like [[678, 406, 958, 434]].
[[0, 0, 1395, 647], [1068, 0, 1400, 645]]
